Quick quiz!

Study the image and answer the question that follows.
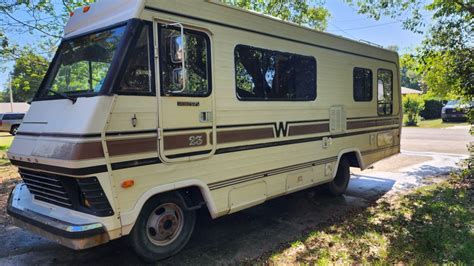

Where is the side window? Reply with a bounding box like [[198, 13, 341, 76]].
[[160, 26, 210, 96], [353, 67, 372, 102], [117, 25, 152, 94], [377, 69, 393, 115], [235, 45, 316, 101]]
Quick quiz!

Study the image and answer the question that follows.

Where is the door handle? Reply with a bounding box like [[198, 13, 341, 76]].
[[199, 112, 212, 123]]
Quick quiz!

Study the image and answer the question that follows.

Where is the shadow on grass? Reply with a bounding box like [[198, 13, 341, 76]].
[[281, 178, 474, 264]]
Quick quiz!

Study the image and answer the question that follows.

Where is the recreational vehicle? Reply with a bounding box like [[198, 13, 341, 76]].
[[7, 0, 401, 261]]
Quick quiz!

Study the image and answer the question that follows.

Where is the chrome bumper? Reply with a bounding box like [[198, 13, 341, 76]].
[[7, 184, 110, 250]]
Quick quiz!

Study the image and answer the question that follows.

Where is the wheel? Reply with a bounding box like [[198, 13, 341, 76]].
[[325, 158, 350, 196], [129, 193, 196, 262], [10, 125, 19, 136], [442, 118, 448, 122]]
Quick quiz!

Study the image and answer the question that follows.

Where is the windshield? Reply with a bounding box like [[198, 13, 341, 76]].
[[446, 100, 460, 107], [38, 25, 126, 98]]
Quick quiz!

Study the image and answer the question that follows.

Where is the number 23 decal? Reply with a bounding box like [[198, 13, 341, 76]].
[[189, 135, 204, 146]]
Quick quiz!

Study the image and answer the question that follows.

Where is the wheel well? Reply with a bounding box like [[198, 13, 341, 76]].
[[176, 186, 206, 210], [341, 152, 361, 168], [144, 186, 206, 211]]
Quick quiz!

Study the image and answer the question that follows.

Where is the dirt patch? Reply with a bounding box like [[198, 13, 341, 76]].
[[0, 165, 20, 234]]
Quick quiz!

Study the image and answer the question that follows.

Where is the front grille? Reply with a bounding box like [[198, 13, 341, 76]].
[[21, 170, 73, 208], [19, 169, 114, 217], [446, 108, 465, 114]]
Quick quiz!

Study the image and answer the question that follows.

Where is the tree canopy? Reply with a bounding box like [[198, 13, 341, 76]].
[[346, 0, 473, 100], [221, 0, 330, 30], [0, 48, 48, 102]]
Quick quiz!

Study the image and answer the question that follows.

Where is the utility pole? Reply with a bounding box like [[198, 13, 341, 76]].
[[9, 74, 14, 112]]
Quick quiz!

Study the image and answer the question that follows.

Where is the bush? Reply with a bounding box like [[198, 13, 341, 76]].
[[403, 95, 425, 126], [420, 99, 444, 119]]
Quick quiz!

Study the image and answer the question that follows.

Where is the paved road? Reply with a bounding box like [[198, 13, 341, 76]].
[[402, 126, 472, 155], [0, 126, 472, 265]]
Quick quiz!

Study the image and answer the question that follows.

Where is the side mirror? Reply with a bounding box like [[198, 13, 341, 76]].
[[165, 23, 186, 93], [170, 35, 183, 63], [172, 68, 183, 87]]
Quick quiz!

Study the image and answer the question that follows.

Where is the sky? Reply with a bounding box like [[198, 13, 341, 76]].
[[0, 0, 430, 93]]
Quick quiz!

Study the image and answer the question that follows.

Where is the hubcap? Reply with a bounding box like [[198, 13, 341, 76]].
[[146, 203, 184, 246]]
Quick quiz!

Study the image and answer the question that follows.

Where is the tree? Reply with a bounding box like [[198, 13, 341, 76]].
[[0, 1, 94, 63], [9, 49, 49, 102], [345, 0, 473, 100], [221, 0, 330, 30], [400, 54, 422, 91]]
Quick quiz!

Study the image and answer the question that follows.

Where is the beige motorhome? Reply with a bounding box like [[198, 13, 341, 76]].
[[7, 0, 401, 261]]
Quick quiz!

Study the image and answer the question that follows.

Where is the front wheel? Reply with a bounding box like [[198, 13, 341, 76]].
[[325, 158, 350, 196], [129, 193, 196, 262]]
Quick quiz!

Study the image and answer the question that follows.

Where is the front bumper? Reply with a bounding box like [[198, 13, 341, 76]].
[[442, 113, 467, 119], [7, 183, 110, 250]]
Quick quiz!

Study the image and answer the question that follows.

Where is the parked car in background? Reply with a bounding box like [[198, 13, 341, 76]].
[[441, 100, 472, 122], [0, 113, 25, 135]]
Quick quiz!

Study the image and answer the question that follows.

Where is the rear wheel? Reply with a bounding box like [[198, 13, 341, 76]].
[[9, 125, 19, 136], [326, 158, 350, 196], [129, 193, 196, 262]]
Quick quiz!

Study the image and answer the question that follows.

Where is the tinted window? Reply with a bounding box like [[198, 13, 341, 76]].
[[117, 25, 152, 94], [353, 67, 372, 102], [377, 69, 393, 115], [160, 26, 210, 96], [235, 45, 316, 101]]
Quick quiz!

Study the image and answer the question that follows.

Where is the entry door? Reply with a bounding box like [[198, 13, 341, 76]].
[[153, 20, 216, 162]]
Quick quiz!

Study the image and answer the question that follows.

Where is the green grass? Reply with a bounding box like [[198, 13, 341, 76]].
[[266, 176, 474, 264], [0, 133, 13, 166], [403, 115, 468, 128], [417, 118, 468, 128]]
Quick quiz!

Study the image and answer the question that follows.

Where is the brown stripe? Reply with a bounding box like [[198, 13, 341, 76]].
[[215, 128, 274, 144], [31, 141, 104, 160], [107, 137, 157, 156], [164, 133, 207, 150], [288, 123, 329, 136], [347, 118, 399, 130]]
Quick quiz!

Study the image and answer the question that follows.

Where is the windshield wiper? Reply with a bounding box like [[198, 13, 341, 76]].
[[48, 89, 77, 104]]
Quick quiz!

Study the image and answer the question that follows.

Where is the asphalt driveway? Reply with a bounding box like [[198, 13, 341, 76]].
[[0, 126, 472, 265]]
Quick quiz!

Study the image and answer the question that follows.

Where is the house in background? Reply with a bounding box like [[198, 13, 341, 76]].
[[0, 102, 30, 113], [401, 87, 422, 96]]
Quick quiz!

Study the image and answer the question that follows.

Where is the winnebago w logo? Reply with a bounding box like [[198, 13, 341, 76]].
[[274, 122, 290, 138]]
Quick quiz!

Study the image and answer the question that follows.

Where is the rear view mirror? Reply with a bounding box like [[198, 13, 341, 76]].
[[170, 35, 183, 63], [172, 68, 183, 87], [165, 22, 187, 93]]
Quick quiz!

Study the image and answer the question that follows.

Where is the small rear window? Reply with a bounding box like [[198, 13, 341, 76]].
[[2, 114, 24, 120]]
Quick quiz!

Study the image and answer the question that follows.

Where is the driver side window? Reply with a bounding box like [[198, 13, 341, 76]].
[[117, 25, 152, 94]]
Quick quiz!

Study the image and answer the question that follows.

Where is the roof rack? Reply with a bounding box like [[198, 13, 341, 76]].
[[358, 39, 383, 48]]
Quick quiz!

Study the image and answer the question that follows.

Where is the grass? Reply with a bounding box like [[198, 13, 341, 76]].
[[417, 118, 468, 128], [403, 115, 468, 128], [0, 133, 13, 166], [265, 175, 474, 264]]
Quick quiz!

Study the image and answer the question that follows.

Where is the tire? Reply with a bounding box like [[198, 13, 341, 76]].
[[129, 193, 196, 262], [442, 118, 448, 122], [325, 158, 350, 196], [9, 125, 19, 136]]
